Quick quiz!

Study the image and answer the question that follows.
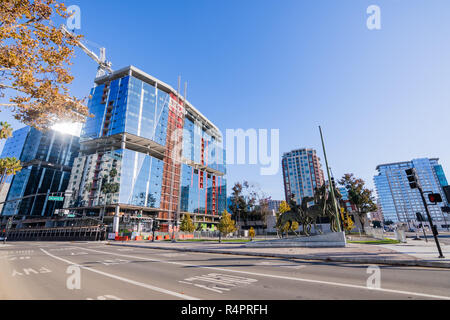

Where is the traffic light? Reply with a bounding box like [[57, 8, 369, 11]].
[[428, 193, 443, 203], [405, 168, 419, 189]]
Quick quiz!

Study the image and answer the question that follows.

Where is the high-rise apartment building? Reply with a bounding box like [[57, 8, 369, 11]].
[[374, 158, 449, 223], [65, 66, 226, 232], [282, 148, 325, 205], [0, 126, 79, 217]]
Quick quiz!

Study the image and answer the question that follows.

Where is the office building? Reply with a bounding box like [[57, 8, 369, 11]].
[[267, 200, 283, 213], [374, 158, 449, 223], [64, 66, 226, 232], [282, 148, 325, 205], [0, 126, 79, 217]]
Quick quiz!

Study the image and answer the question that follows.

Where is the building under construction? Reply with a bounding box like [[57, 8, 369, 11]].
[[64, 66, 227, 233]]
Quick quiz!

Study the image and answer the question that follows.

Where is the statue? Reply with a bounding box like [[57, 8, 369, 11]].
[[275, 194, 305, 237], [276, 185, 343, 238], [303, 185, 342, 233]]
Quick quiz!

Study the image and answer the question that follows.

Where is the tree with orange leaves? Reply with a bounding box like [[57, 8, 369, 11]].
[[0, 0, 89, 129]]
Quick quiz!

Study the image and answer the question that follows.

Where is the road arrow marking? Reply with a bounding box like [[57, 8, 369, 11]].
[[75, 246, 450, 300], [40, 248, 199, 300]]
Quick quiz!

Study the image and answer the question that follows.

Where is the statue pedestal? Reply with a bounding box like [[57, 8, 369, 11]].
[[245, 232, 346, 248]]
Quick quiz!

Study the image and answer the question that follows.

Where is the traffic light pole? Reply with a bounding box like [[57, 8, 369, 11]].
[[418, 186, 445, 258]]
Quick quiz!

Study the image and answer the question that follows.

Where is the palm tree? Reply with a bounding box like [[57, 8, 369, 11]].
[[0, 157, 22, 193]]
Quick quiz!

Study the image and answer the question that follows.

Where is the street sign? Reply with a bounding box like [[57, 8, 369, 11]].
[[67, 214, 76, 218], [48, 196, 64, 201]]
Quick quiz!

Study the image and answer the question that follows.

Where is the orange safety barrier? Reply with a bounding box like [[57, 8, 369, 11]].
[[115, 236, 129, 241], [164, 235, 170, 240], [156, 235, 163, 240], [135, 236, 143, 241]]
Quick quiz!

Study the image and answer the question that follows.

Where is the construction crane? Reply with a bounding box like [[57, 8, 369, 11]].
[[60, 24, 113, 78]]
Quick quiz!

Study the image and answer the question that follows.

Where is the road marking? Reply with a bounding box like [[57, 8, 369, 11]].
[[7, 256, 31, 261], [159, 253, 187, 258], [48, 248, 73, 252], [12, 267, 52, 276], [71, 252, 88, 256], [87, 295, 122, 300], [179, 273, 258, 294], [40, 248, 199, 300], [97, 259, 129, 266], [74, 246, 450, 300], [256, 261, 306, 269]]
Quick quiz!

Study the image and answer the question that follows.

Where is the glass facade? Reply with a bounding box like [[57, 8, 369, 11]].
[[69, 66, 226, 225], [374, 158, 449, 223], [180, 164, 227, 215], [1, 127, 80, 217]]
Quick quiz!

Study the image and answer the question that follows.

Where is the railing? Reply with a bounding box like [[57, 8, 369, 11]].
[[1, 226, 106, 242], [364, 227, 385, 240]]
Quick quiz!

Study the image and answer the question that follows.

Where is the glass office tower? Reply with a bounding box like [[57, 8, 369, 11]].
[[374, 158, 449, 224], [0, 127, 79, 217], [65, 66, 226, 231], [282, 148, 325, 205]]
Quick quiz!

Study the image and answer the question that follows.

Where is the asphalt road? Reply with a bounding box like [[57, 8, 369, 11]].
[[0, 241, 449, 300]]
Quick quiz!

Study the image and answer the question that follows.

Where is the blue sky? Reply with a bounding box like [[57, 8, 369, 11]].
[[1, 0, 450, 200]]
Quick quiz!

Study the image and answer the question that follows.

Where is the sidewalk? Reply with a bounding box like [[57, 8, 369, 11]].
[[107, 239, 450, 269], [380, 238, 450, 263]]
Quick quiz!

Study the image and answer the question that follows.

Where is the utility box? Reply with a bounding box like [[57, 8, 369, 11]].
[[395, 229, 407, 243]]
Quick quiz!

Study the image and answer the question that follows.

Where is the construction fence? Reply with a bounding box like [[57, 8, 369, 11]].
[[1, 226, 106, 242]]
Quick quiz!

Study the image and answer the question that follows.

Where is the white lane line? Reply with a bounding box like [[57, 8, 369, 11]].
[[40, 248, 198, 300], [72, 246, 450, 300]]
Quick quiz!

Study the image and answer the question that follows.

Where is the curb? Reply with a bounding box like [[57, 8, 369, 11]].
[[107, 242, 450, 269]]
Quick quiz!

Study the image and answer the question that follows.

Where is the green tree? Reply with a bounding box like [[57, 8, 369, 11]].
[[0, 157, 22, 187], [0, 124, 21, 192], [180, 214, 195, 233], [217, 210, 237, 237], [228, 182, 248, 229], [339, 173, 377, 234]]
